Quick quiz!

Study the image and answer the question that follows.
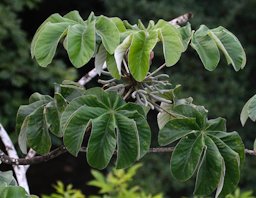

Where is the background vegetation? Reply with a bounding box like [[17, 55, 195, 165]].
[[0, 0, 255, 197]]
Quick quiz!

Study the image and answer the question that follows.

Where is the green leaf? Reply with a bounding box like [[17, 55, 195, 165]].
[[171, 134, 204, 181], [17, 97, 52, 154], [110, 17, 126, 33], [179, 23, 192, 51], [34, 22, 70, 67], [206, 117, 226, 131], [61, 89, 148, 168], [118, 110, 151, 158], [128, 30, 158, 81], [0, 171, 17, 187], [94, 44, 107, 75], [210, 135, 240, 197], [194, 136, 223, 195], [58, 80, 85, 102], [209, 26, 246, 71], [24, 106, 51, 154], [63, 10, 84, 24], [115, 113, 139, 169], [174, 104, 207, 128], [155, 20, 184, 66], [106, 53, 121, 80], [0, 186, 30, 198], [213, 132, 245, 165], [45, 102, 61, 137], [240, 98, 251, 126], [28, 92, 52, 104], [158, 118, 200, 146], [96, 16, 120, 54], [191, 25, 220, 71], [114, 34, 133, 75], [87, 113, 117, 169], [16, 98, 52, 134], [248, 94, 256, 122], [66, 22, 95, 67], [45, 94, 67, 138], [31, 13, 67, 58], [62, 96, 106, 156]]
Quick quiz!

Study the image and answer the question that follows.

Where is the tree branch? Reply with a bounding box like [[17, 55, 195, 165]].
[[1, 145, 255, 166], [0, 124, 29, 192]]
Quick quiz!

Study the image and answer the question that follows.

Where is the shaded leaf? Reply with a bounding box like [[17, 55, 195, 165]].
[[158, 118, 199, 146], [210, 135, 240, 197], [87, 113, 117, 169], [171, 134, 204, 181], [24, 106, 51, 154], [194, 136, 223, 195]]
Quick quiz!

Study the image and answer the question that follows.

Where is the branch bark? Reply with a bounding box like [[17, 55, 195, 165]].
[[1, 145, 255, 166], [0, 124, 29, 193]]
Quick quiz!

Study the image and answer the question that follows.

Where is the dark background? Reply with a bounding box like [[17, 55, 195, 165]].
[[0, 0, 256, 197]]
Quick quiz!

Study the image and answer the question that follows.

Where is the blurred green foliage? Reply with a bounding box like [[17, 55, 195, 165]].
[[0, 0, 77, 133], [226, 188, 255, 198], [43, 164, 163, 198], [42, 181, 85, 198]]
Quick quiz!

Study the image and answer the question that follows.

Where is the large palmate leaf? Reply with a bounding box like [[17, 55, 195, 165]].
[[61, 88, 150, 169], [158, 103, 244, 197], [32, 11, 121, 69], [155, 20, 184, 67], [128, 30, 158, 81], [191, 25, 246, 71], [17, 82, 82, 154]]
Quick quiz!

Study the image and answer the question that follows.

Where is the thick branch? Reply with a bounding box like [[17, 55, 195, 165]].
[[0, 124, 29, 192], [1, 146, 255, 165], [0, 146, 66, 165]]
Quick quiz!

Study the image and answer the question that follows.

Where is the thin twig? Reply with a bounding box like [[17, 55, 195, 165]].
[[146, 63, 166, 78]]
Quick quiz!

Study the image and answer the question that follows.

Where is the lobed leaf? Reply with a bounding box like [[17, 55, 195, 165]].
[[158, 118, 199, 146], [171, 134, 204, 181], [34, 22, 70, 67], [66, 22, 95, 68], [194, 136, 223, 195], [209, 26, 246, 71], [128, 30, 158, 81], [96, 16, 120, 54], [61, 89, 150, 169], [191, 25, 220, 71], [155, 20, 184, 67], [106, 53, 121, 80]]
